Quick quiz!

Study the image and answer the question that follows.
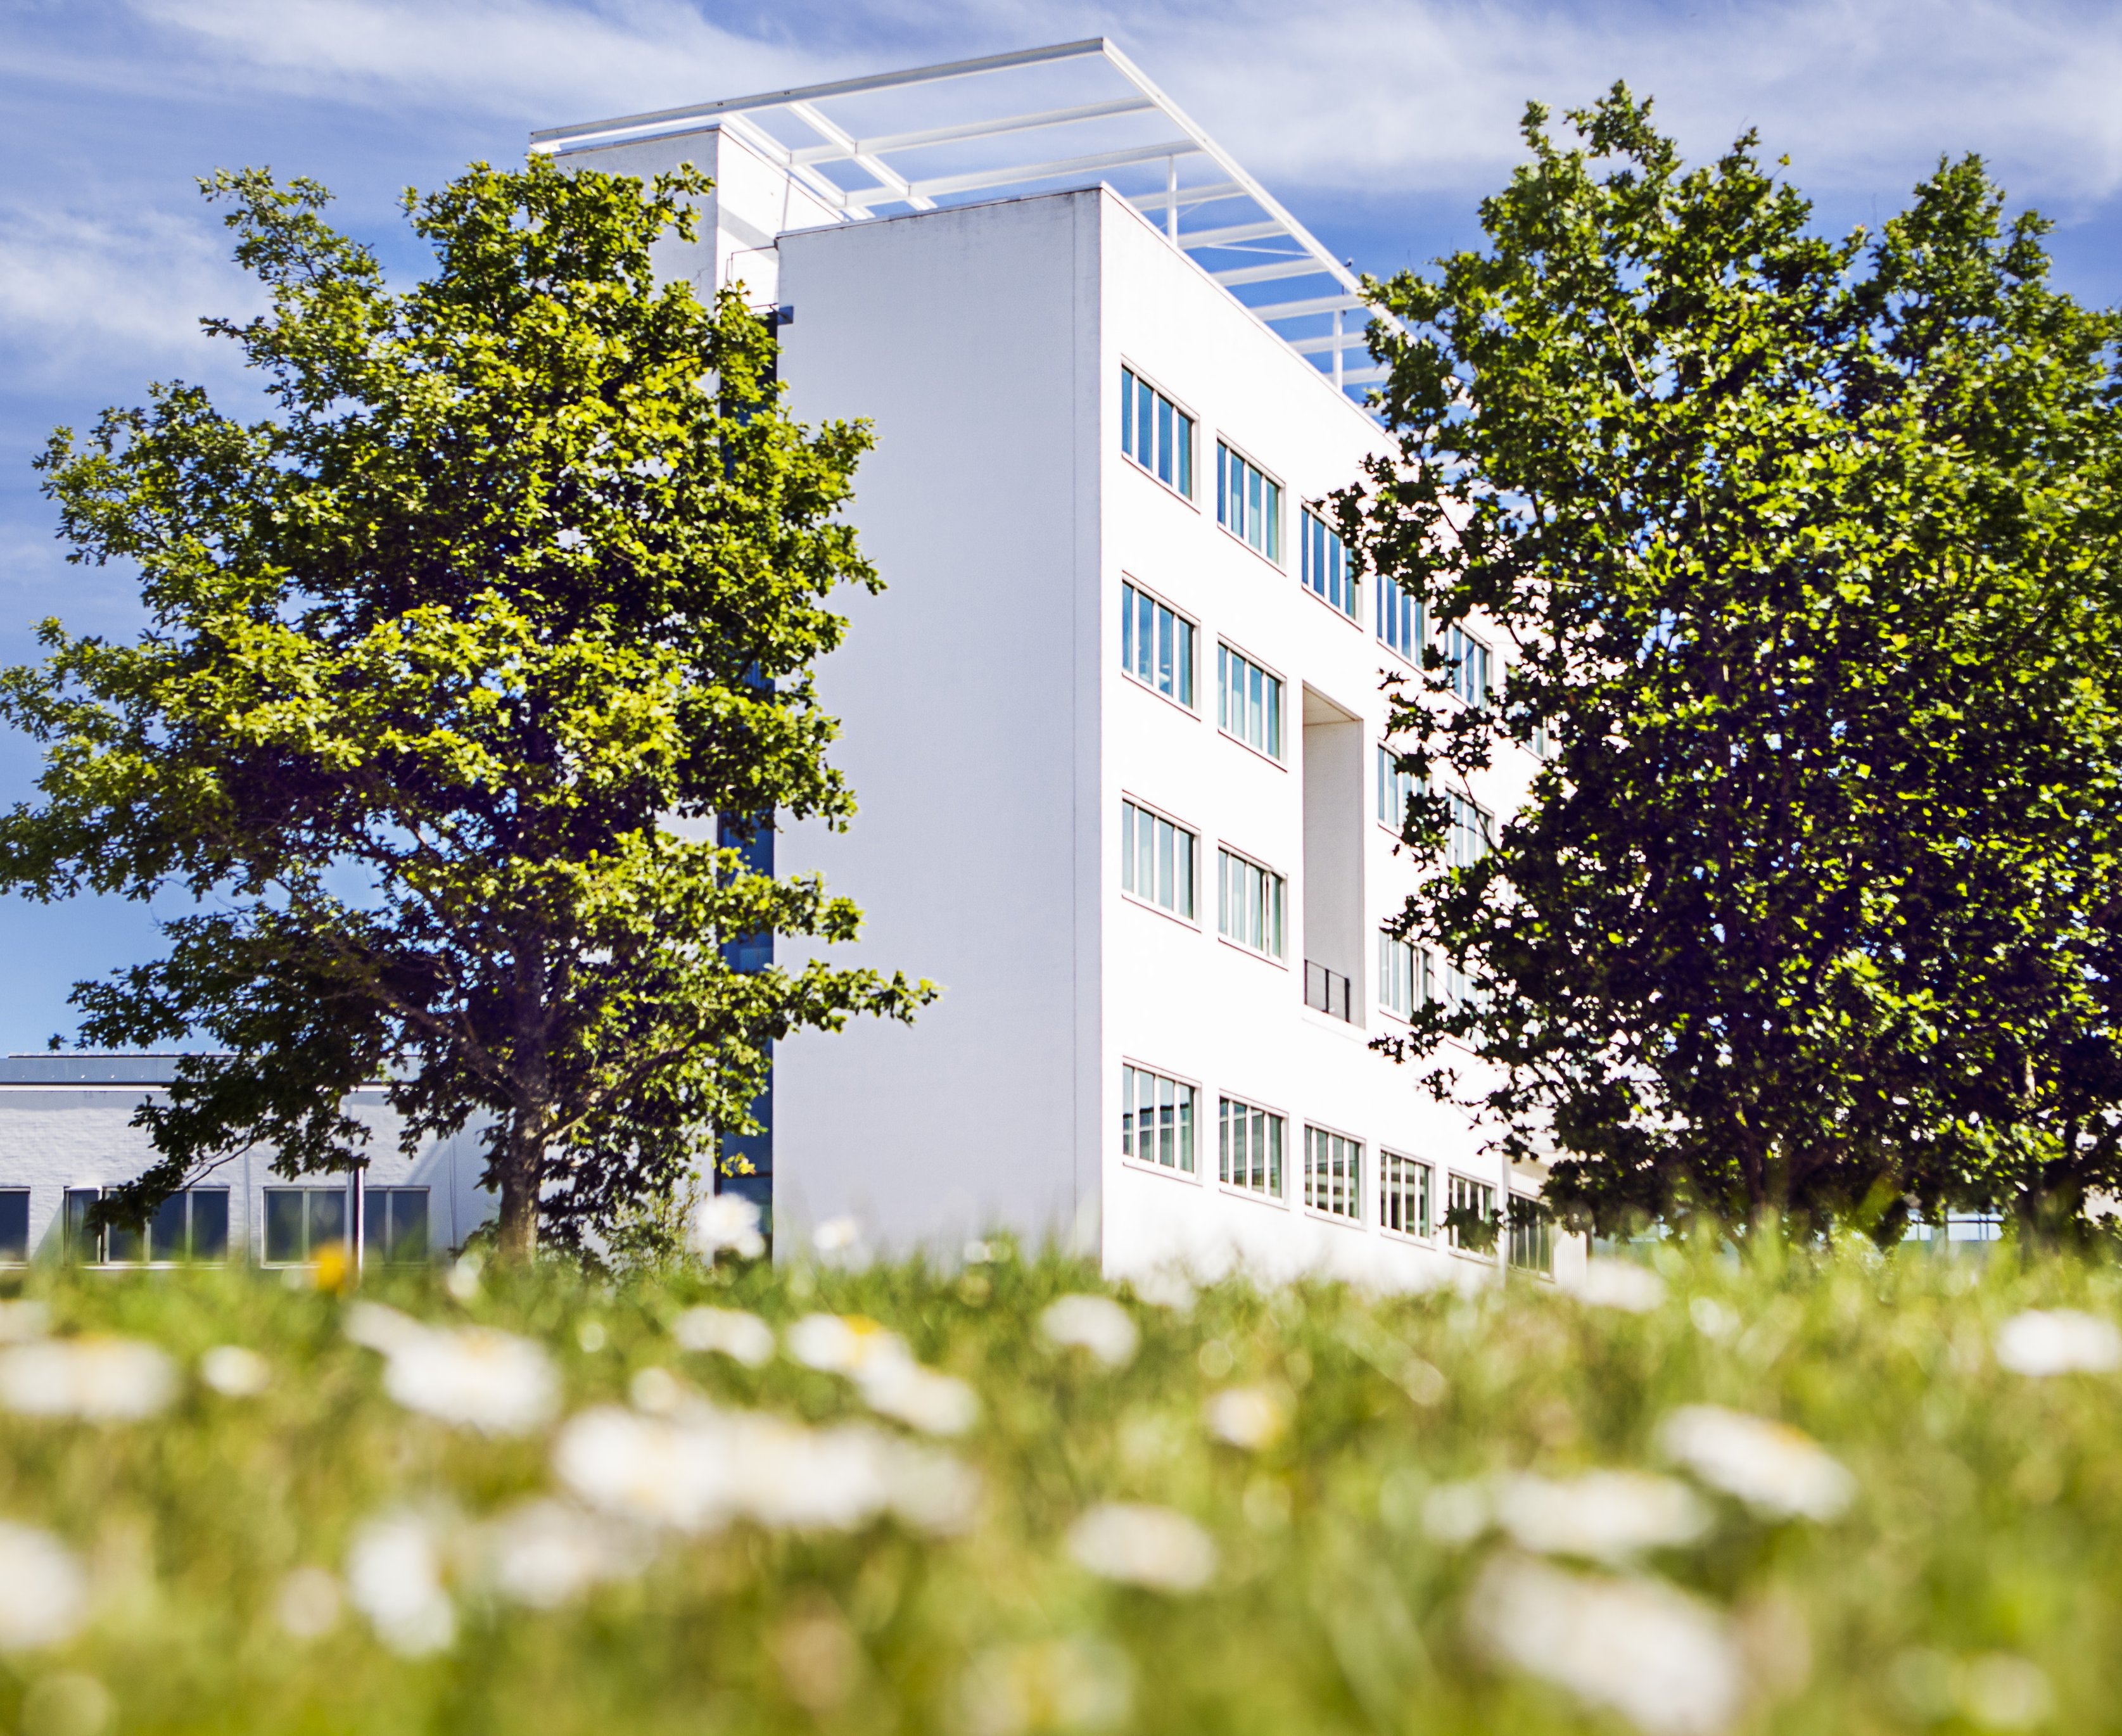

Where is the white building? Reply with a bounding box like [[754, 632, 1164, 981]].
[[0, 42, 1573, 1288], [541, 41, 1573, 1289]]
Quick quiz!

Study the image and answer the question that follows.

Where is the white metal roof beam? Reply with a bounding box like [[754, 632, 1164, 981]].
[[1249, 292, 1368, 322], [1129, 179, 1247, 212], [1178, 220, 1289, 250], [908, 138, 1200, 200], [788, 96, 1158, 165], [1286, 329, 1378, 355], [530, 37, 1111, 151], [785, 99, 934, 211], [1211, 258, 1328, 286]]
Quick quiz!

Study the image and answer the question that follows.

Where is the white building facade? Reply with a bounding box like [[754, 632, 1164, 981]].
[[544, 42, 1576, 1289]]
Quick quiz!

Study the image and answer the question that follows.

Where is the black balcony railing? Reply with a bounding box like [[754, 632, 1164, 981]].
[[1304, 960, 1352, 1022]]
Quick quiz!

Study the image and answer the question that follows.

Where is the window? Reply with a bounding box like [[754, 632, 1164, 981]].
[[1121, 581, 1195, 708], [1219, 1097, 1285, 1198], [1382, 1153, 1432, 1238], [1445, 790, 1491, 870], [366, 1189, 431, 1265], [1217, 644, 1283, 759], [1121, 799, 1197, 919], [1376, 745, 1420, 833], [1446, 1174, 1497, 1253], [263, 1186, 348, 1264], [1509, 1196, 1554, 1274], [1217, 443, 1282, 561], [1378, 575, 1421, 658], [1379, 930, 1418, 1017], [1304, 1127, 1361, 1220], [65, 1187, 229, 1264], [1217, 847, 1286, 960], [1121, 366, 1194, 496], [1121, 1065, 1196, 1175], [1447, 626, 1490, 707], [1302, 508, 1356, 618], [0, 1191, 27, 1263]]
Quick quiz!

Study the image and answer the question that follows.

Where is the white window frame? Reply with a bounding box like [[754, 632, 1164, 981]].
[[1445, 789, 1492, 870], [1302, 1124, 1364, 1224], [1120, 795, 1200, 925], [1380, 1151, 1433, 1241], [1217, 1094, 1288, 1205], [1300, 504, 1358, 621], [1216, 439, 1284, 565], [0, 1188, 27, 1266], [1445, 1172, 1498, 1257], [1376, 744, 1420, 836], [1120, 1061, 1202, 1182], [1447, 625, 1492, 708], [1216, 844, 1288, 963], [1377, 571, 1421, 661], [64, 1185, 232, 1267], [1120, 363, 1197, 503], [1508, 1193, 1554, 1276], [1216, 640, 1286, 764], [1120, 576, 1198, 713], [1378, 929, 1420, 1020]]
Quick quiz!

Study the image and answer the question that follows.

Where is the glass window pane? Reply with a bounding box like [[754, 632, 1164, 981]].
[[0, 1193, 26, 1263], [1267, 483, 1281, 561], [1136, 590, 1152, 681], [189, 1190, 229, 1262], [1157, 819, 1174, 911], [1178, 1086, 1194, 1173], [1267, 676, 1281, 758], [1157, 397, 1174, 485], [150, 1191, 187, 1262], [264, 1189, 304, 1263], [1178, 620, 1193, 709], [1121, 368, 1134, 458], [1138, 379, 1154, 469], [63, 1190, 99, 1264], [1178, 415, 1192, 495], [106, 1208, 145, 1265], [1121, 803, 1136, 894], [1178, 828, 1194, 918], [1121, 583, 1134, 673], [390, 1191, 429, 1264], [310, 1188, 347, 1252], [1157, 605, 1173, 696]]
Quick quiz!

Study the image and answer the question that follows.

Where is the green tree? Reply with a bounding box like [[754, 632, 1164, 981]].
[[1353, 90, 2122, 1240], [1, 160, 934, 1261]]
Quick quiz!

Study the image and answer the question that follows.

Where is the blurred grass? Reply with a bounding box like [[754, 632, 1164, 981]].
[[0, 1237, 2117, 1734]]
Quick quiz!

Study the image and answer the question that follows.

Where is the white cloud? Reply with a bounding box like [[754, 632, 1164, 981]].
[[0, 203, 258, 383]]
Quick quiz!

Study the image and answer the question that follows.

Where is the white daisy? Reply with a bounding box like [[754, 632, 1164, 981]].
[[670, 1305, 775, 1368], [1039, 1296, 1140, 1369], [0, 1521, 88, 1650], [959, 1637, 1133, 1736], [348, 1304, 557, 1436], [1492, 1471, 1711, 1562], [200, 1345, 271, 1398], [1994, 1309, 2122, 1377], [476, 1498, 650, 1609], [1658, 1405, 1855, 1521], [1563, 1260, 1668, 1314], [689, 1194, 766, 1261], [345, 1512, 455, 1657], [1205, 1386, 1290, 1452], [1065, 1502, 1217, 1593], [0, 1336, 178, 1422]]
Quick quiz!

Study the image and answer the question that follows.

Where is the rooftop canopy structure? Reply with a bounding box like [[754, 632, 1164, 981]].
[[530, 38, 1394, 401]]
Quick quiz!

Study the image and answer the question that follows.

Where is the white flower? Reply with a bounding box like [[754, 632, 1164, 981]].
[[689, 1194, 766, 1260], [1133, 1269, 1197, 1313], [1468, 1554, 1745, 1736], [0, 1336, 178, 1422], [787, 1314, 910, 1378], [1205, 1386, 1290, 1452], [554, 1405, 735, 1533], [670, 1306, 775, 1368], [0, 1521, 88, 1650], [1995, 1308, 2122, 1377], [1422, 1479, 1494, 1546], [962, 1239, 994, 1265], [345, 1512, 455, 1657], [274, 1567, 343, 1639], [857, 1359, 980, 1436], [1953, 1654, 2054, 1730], [1658, 1405, 1855, 1521], [200, 1345, 271, 1397], [476, 1499, 649, 1609], [1065, 1502, 1217, 1593], [813, 1215, 862, 1254], [0, 1301, 48, 1343], [1563, 1259, 1668, 1314], [348, 1304, 557, 1436], [1689, 1298, 1739, 1341], [1039, 1296, 1139, 1368], [960, 1637, 1133, 1736], [1492, 1471, 1711, 1562]]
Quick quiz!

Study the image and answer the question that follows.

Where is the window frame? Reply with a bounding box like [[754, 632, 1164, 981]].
[[1216, 1093, 1289, 1206], [0, 1189, 28, 1265], [1119, 576, 1199, 714], [65, 1185, 231, 1267], [1119, 794, 1201, 926], [1445, 788, 1492, 870], [1216, 640, 1287, 764], [1299, 505, 1359, 622], [1445, 1172, 1499, 1258], [1119, 363, 1198, 503], [1215, 439, 1285, 566], [1119, 1060, 1203, 1183], [1301, 1124, 1364, 1226], [1446, 625, 1492, 709], [1376, 744, 1420, 837], [1380, 1150, 1433, 1241], [1215, 842, 1288, 964], [1508, 1193, 1554, 1276], [1376, 571, 1422, 661], [260, 1184, 351, 1267], [1378, 928, 1420, 1021]]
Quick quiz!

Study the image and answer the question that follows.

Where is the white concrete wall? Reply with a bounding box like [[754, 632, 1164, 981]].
[[769, 192, 1104, 1256], [0, 1064, 493, 1265]]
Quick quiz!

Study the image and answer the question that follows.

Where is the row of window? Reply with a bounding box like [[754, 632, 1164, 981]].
[[1123, 797, 1290, 962], [0, 1185, 433, 1265], [1377, 932, 1481, 1020], [1119, 362, 1498, 669], [1117, 1067, 1544, 1265], [1374, 745, 1494, 866]]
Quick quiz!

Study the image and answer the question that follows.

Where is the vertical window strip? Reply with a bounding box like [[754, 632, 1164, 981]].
[[1301, 509, 1355, 619], [1446, 791, 1492, 870], [1379, 930, 1416, 1017], [1376, 745, 1420, 831], [1217, 645, 1283, 759], [1304, 1127, 1361, 1220], [1382, 1153, 1432, 1236], [1217, 848, 1286, 959], [1122, 800, 1196, 918], [1121, 366, 1194, 498], [1219, 1097, 1286, 1197], [1447, 1174, 1496, 1251], [1448, 626, 1490, 707], [1120, 581, 1195, 709], [1121, 1063, 1195, 1174], [1217, 444, 1283, 561], [1378, 580, 1421, 657]]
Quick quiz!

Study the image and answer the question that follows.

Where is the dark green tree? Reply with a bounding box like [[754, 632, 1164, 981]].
[[1, 160, 934, 1260], [1353, 90, 2122, 1240]]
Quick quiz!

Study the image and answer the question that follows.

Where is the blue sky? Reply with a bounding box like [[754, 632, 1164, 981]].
[[4, 0, 2121, 1053]]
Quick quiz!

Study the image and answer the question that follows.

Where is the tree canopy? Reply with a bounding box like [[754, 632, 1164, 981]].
[[1, 159, 932, 1260], [1353, 89, 2122, 1240]]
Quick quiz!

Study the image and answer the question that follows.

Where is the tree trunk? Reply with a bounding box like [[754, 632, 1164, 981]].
[[495, 1110, 545, 1263]]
